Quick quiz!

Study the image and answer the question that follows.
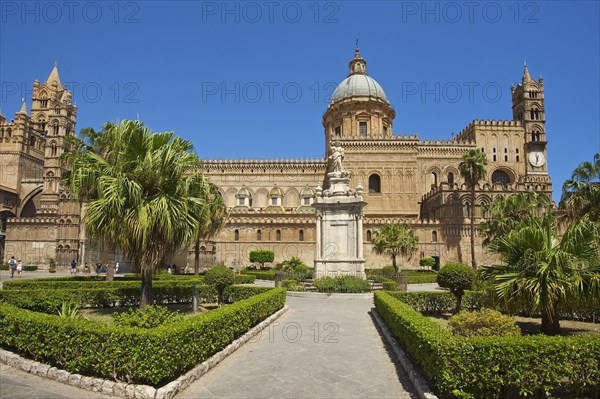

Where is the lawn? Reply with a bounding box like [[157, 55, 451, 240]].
[[429, 313, 600, 336]]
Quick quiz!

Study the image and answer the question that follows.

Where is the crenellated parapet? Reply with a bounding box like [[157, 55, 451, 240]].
[[202, 158, 327, 173], [7, 216, 57, 224]]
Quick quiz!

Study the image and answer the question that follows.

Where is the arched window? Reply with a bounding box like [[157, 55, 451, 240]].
[[463, 202, 471, 218], [51, 142, 57, 156], [257, 230, 262, 241], [52, 121, 59, 135], [30, 136, 36, 147], [369, 174, 381, 193], [431, 172, 437, 187], [299, 230, 304, 241], [447, 172, 454, 187], [492, 170, 511, 185], [366, 230, 372, 242], [234, 229, 239, 241], [432, 231, 438, 242], [276, 230, 281, 241]]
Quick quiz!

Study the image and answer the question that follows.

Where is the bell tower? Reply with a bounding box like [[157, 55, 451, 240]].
[[511, 63, 548, 177]]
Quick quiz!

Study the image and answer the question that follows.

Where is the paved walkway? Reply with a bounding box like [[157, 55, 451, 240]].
[[175, 295, 418, 399]]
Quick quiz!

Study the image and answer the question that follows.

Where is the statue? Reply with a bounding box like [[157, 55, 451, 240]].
[[329, 142, 346, 176]]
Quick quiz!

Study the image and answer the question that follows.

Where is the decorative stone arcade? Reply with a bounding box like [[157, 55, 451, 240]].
[[313, 143, 366, 279]]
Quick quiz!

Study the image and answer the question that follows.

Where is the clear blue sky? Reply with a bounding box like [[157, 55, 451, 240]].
[[1, 1, 599, 203]]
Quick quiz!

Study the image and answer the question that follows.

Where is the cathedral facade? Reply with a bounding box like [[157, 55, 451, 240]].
[[1, 50, 552, 269]]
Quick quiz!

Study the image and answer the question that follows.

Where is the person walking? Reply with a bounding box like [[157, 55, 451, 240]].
[[8, 256, 17, 278], [16, 259, 23, 277], [71, 260, 77, 275], [115, 261, 119, 274]]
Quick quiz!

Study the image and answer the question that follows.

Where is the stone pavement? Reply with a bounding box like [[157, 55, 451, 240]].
[[175, 295, 419, 399], [0, 363, 113, 399]]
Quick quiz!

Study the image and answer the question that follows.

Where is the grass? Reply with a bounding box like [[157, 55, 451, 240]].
[[428, 313, 600, 336], [78, 302, 219, 324]]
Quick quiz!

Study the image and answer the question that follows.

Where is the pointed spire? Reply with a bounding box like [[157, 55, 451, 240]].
[[46, 60, 62, 87], [523, 61, 531, 82], [19, 98, 27, 114]]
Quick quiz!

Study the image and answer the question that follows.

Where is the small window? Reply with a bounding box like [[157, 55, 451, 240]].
[[303, 197, 311, 205], [463, 203, 471, 218], [431, 172, 438, 187], [299, 230, 304, 241], [271, 197, 278, 205], [359, 122, 367, 137], [432, 231, 438, 242], [504, 155, 508, 162], [30, 136, 36, 147], [53, 121, 59, 135], [366, 230, 372, 242], [368, 174, 381, 193], [493, 155, 497, 162], [238, 197, 245, 206], [335, 126, 341, 137], [276, 230, 281, 241], [383, 126, 388, 134], [234, 229, 239, 241], [447, 172, 454, 187], [257, 230, 262, 241], [40, 100, 48, 108]]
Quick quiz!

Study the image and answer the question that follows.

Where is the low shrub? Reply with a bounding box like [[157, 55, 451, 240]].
[[0, 264, 38, 271], [419, 257, 436, 269], [387, 291, 487, 314], [205, 265, 235, 304], [382, 280, 398, 291], [374, 291, 600, 398], [281, 279, 297, 288], [449, 308, 521, 337], [382, 265, 396, 274], [113, 305, 183, 328], [240, 269, 276, 281], [0, 288, 286, 386], [312, 276, 370, 293]]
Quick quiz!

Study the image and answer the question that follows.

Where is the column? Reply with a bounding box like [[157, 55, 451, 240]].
[[357, 214, 363, 259], [315, 215, 322, 260]]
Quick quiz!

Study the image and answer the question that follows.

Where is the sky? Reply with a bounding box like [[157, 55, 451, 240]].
[[1, 0, 599, 203]]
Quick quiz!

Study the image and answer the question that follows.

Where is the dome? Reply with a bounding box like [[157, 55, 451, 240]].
[[330, 74, 389, 104]]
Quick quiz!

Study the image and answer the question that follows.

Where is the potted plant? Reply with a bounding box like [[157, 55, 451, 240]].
[[48, 258, 57, 273]]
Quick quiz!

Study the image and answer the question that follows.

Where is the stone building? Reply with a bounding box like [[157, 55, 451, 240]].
[[1, 50, 552, 270]]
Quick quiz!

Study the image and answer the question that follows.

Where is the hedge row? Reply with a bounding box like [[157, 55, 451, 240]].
[[240, 270, 276, 281], [387, 291, 600, 323], [0, 288, 286, 386], [0, 264, 38, 271], [366, 269, 438, 284], [0, 285, 271, 315], [374, 291, 600, 398], [2, 274, 255, 290]]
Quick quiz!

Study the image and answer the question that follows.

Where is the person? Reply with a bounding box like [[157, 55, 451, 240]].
[[115, 261, 119, 274], [16, 259, 23, 278], [95, 262, 101, 276], [71, 260, 77, 275], [84, 262, 90, 274], [8, 256, 17, 278], [172, 263, 177, 274]]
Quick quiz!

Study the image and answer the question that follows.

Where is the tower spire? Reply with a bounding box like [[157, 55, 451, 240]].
[[349, 46, 366, 76], [523, 61, 531, 82], [19, 98, 27, 114], [46, 60, 62, 87]]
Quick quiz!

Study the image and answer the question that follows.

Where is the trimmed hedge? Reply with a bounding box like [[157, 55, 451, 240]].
[[388, 291, 487, 314], [312, 276, 371, 293], [0, 285, 271, 315], [366, 269, 438, 284], [0, 264, 38, 271], [240, 269, 276, 281], [374, 291, 600, 398], [2, 274, 255, 290], [0, 288, 286, 386]]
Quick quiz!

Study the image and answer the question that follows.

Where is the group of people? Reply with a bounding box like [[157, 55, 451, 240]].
[[7, 256, 23, 278]]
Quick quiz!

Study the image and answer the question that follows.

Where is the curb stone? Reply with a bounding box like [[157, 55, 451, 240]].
[[0, 305, 288, 399], [371, 308, 439, 399]]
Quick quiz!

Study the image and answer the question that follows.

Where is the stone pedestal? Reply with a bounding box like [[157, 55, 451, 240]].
[[313, 172, 366, 279]]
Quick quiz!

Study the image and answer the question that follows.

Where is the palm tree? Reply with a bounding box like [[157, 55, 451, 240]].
[[459, 149, 488, 268], [372, 224, 419, 272], [483, 215, 600, 335], [560, 153, 600, 222], [67, 120, 210, 310], [194, 185, 228, 276], [479, 191, 551, 244]]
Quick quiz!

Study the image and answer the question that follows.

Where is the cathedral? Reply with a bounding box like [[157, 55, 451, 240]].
[[0, 49, 552, 270]]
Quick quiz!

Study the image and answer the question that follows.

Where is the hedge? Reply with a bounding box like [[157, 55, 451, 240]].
[[374, 291, 600, 398], [240, 269, 276, 281], [0, 288, 286, 386], [2, 274, 255, 290], [0, 285, 271, 315], [0, 264, 38, 271], [366, 269, 438, 284]]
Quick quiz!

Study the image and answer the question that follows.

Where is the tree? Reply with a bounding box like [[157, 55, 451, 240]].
[[249, 250, 275, 269], [66, 120, 210, 310], [483, 215, 600, 335], [459, 149, 488, 268], [372, 224, 419, 272], [437, 263, 475, 312], [205, 264, 235, 305], [194, 186, 228, 276], [560, 153, 600, 222], [479, 191, 552, 243]]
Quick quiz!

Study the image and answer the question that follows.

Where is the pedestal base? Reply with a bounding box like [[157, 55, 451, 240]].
[[314, 259, 366, 279]]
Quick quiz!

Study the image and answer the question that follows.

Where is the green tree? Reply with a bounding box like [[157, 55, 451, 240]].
[[372, 224, 419, 272], [205, 264, 235, 305], [483, 215, 600, 335], [249, 250, 275, 269], [480, 191, 552, 243], [459, 149, 488, 268], [437, 263, 475, 312], [66, 120, 210, 310], [560, 153, 600, 222], [194, 187, 228, 276]]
